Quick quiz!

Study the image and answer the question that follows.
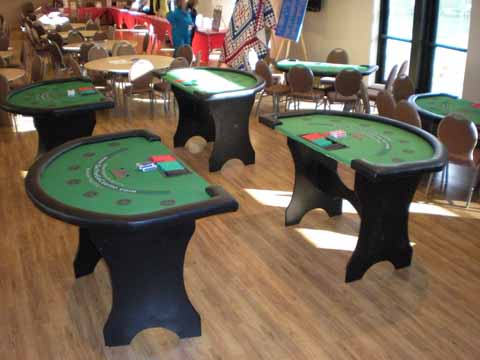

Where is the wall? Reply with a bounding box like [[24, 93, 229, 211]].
[[0, 0, 42, 26], [463, 0, 480, 101]]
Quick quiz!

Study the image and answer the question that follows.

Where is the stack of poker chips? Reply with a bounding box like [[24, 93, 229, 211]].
[[136, 161, 157, 172], [301, 130, 348, 150], [136, 155, 190, 176]]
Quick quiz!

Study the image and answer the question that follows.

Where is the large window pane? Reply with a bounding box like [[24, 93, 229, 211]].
[[431, 47, 467, 97], [383, 39, 411, 80], [436, 0, 471, 48], [386, 0, 415, 39]]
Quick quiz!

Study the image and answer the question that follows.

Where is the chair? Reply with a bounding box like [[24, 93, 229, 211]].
[[48, 41, 67, 76], [142, 32, 150, 54], [87, 45, 109, 61], [66, 30, 85, 44], [0, 74, 12, 128], [79, 42, 95, 64], [114, 43, 136, 56], [107, 26, 115, 40], [57, 23, 73, 32], [153, 57, 189, 113], [398, 60, 409, 77], [326, 69, 362, 111], [358, 82, 371, 114], [92, 31, 108, 41], [392, 100, 422, 128], [376, 90, 396, 118], [30, 54, 45, 83], [425, 114, 480, 208], [286, 66, 324, 111], [392, 75, 415, 103], [31, 21, 46, 37], [0, 31, 9, 51], [111, 41, 129, 56], [254, 60, 289, 115], [368, 64, 398, 102], [124, 59, 155, 118], [85, 22, 100, 31], [47, 32, 64, 50], [65, 54, 82, 77], [192, 51, 202, 67], [175, 45, 193, 66], [326, 48, 349, 64]]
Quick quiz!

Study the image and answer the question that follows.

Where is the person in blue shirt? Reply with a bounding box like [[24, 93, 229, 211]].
[[167, 0, 194, 49]]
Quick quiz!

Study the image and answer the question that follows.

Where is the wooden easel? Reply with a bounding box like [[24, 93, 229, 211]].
[[275, 34, 308, 60]]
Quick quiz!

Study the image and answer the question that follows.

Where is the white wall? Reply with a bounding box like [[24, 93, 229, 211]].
[[197, 0, 234, 27], [463, 0, 480, 101]]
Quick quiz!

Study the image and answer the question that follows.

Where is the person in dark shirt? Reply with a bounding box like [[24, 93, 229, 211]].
[[187, 0, 198, 43]]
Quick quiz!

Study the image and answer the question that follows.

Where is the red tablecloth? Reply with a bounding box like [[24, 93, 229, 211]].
[[77, 7, 109, 20], [192, 29, 227, 63]]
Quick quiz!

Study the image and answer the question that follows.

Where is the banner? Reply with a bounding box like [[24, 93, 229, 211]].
[[275, 0, 308, 42]]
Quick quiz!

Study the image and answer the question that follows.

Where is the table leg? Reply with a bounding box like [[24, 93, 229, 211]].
[[208, 96, 256, 172], [89, 221, 201, 346], [33, 111, 96, 158], [346, 173, 419, 282], [74, 227, 102, 278], [172, 89, 215, 147]]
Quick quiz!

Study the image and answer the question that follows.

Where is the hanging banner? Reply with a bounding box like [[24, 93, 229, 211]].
[[275, 0, 308, 42]]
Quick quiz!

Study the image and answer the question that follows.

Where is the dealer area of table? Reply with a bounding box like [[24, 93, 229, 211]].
[[0, 78, 114, 158], [409, 93, 480, 133], [275, 59, 379, 77], [162, 67, 265, 171], [260, 111, 446, 282], [25, 130, 238, 346]]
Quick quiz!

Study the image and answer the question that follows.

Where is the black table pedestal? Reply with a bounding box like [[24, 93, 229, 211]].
[[73, 221, 201, 346], [173, 88, 256, 172], [286, 139, 418, 282], [34, 111, 96, 158]]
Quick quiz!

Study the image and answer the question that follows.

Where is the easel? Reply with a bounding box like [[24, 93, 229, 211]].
[[275, 34, 308, 60]]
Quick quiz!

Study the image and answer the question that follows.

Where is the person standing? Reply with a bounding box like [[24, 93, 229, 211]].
[[167, 0, 193, 49]]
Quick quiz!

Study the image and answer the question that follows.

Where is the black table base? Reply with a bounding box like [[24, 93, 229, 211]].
[[74, 222, 201, 346], [286, 139, 419, 282], [34, 111, 96, 158], [172, 88, 256, 172]]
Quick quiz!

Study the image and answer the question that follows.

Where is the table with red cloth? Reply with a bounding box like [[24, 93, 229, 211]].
[[192, 29, 227, 64]]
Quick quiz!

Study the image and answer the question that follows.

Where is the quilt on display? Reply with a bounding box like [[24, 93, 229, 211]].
[[222, 0, 276, 69]]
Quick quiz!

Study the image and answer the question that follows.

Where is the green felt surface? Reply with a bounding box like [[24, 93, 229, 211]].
[[415, 95, 480, 125], [39, 136, 211, 216], [275, 114, 435, 166], [164, 68, 258, 95], [276, 60, 370, 74], [7, 80, 107, 110]]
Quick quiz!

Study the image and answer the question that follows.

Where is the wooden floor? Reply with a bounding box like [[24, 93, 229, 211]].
[[1, 37, 480, 360]]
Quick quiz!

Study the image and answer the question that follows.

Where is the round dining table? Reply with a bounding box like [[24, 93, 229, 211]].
[[63, 40, 138, 53], [0, 68, 26, 82], [43, 22, 86, 31], [43, 30, 98, 42], [84, 55, 173, 74]]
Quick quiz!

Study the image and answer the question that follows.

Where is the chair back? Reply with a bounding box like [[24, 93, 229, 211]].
[[142, 32, 150, 54], [65, 54, 82, 77], [398, 60, 409, 77], [79, 42, 95, 63], [169, 57, 189, 69], [384, 64, 398, 92], [107, 26, 115, 40], [438, 114, 478, 164], [88, 45, 109, 61], [0, 74, 10, 126], [129, 59, 154, 90], [359, 82, 370, 114], [0, 31, 9, 51], [92, 31, 108, 41], [30, 54, 45, 82], [287, 66, 314, 93], [175, 44, 193, 65], [0, 57, 6, 68], [254, 60, 273, 87], [393, 100, 422, 128], [376, 90, 396, 118], [67, 30, 85, 44], [47, 32, 63, 49], [32, 21, 46, 37], [392, 75, 415, 103], [48, 41, 65, 70], [86, 22, 100, 31], [57, 23, 73, 32], [326, 48, 349, 64], [334, 69, 362, 96], [114, 43, 136, 56]]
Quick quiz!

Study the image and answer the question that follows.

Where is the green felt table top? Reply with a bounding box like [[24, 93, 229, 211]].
[[39, 136, 211, 216], [415, 95, 480, 125], [7, 80, 107, 110], [164, 68, 258, 95], [275, 114, 435, 166], [276, 59, 371, 75]]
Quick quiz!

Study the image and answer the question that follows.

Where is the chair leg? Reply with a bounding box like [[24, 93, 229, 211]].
[[466, 171, 478, 208], [256, 90, 264, 116], [425, 173, 434, 200]]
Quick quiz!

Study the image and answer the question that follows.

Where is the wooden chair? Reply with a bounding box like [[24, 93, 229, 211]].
[[326, 69, 362, 111], [254, 60, 289, 115], [30, 54, 45, 83], [85, 22, 100, 31], [392, 75, 415, 103], [153, 57, 189, 113], [425, 114, 480, 208], [66, 31, 85, 44], [124, 59, 155, 119], [47, 32, 64, 50], [48, 41, 67, 76], [87, 45, 108, 61], [65, 54, 82, 77], [286, 66, 324, 111], [368, 64, 398, 102], [92, 31, 108, 41], [175, 45, 193, 66], [392, 100, 422, 127], [376, 90, 396, 118], [79, 42, 95, 64], [114, 43, 136, 56]]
